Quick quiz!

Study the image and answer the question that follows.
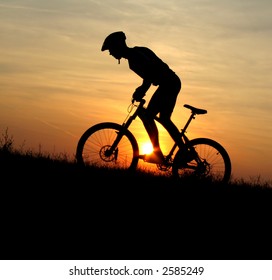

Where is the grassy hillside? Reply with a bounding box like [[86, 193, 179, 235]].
[[1, 127, 271, 191], [1, 141, 271, 191], [1, 130, 272, 260]]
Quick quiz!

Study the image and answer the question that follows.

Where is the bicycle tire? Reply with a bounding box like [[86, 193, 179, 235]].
[[76, 122, 139, 170], [172, 138, 231, 183]]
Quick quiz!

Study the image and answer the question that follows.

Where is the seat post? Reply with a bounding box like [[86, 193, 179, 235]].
[[181, 112, 196, 134]]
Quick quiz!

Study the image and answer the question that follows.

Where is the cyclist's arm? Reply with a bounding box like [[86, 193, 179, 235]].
[[132, 79, 151, 101], [135, 79, 151, 95]]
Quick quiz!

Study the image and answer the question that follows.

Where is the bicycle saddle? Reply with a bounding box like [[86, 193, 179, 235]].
[[184, 104, 207, 115]]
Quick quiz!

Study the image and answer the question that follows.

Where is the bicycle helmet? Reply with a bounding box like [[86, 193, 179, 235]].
[[101, 31, 126, 51]]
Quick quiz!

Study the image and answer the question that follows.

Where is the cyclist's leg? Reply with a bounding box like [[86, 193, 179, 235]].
[[161, 118, 184, 147], [149, 79, 181, 147], [137, 109, 161, 153], [139, 74, 181, 159], [148, 73, 181, 121], [137, 111, 164, 163]]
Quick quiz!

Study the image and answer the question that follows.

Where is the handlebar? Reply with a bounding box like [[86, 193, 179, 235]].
[[131, 98, 146, 106]]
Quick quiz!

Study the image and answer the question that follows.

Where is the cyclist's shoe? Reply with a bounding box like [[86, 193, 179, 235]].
[[139, 150, 165, 164]]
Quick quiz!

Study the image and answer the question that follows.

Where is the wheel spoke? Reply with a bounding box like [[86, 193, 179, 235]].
[[76, 123, 139, 170]]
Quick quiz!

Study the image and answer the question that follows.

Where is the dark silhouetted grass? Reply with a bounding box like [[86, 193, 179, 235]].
[[1, 126, 271, 191], [1, 128, 272, 260]]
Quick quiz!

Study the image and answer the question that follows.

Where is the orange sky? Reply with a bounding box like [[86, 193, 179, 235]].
[[0, 0, 272, 183]]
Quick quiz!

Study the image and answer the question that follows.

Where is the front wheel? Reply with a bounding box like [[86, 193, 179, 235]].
[[172, 138, 231, 183], [76, 122, 139, 170]]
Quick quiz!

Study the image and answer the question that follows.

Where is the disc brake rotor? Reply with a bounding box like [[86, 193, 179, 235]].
[[99, 145, 117, 162]]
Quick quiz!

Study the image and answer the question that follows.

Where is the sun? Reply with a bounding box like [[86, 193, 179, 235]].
[[141, 142, 153, 155]]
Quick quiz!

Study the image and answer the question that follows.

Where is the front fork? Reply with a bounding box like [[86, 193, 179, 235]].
[[105, 102, 142, 160], [104, 128, 126, 161]]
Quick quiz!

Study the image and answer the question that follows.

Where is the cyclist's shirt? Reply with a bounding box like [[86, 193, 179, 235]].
[[127, 46, 176, 86]]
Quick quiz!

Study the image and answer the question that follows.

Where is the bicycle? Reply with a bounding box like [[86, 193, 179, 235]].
[[76, 98, 232, 183]]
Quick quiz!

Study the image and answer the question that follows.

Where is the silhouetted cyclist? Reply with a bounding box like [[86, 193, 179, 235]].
[[101, 31, 182, 163]]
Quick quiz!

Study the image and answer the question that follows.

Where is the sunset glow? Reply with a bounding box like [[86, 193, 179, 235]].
[[0, 0, 271, 183], [141, 142, 154, 155]]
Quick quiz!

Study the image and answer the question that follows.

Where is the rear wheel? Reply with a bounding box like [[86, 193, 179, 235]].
[[76, 122, 139, 170], [172, 138, 231, 183]]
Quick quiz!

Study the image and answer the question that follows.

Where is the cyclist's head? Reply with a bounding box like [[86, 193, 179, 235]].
[[101, 31, 126, 52], [101, 31, 127, 63]]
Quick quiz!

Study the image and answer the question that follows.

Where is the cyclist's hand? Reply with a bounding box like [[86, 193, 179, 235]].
[[132, 89, 145, 102]]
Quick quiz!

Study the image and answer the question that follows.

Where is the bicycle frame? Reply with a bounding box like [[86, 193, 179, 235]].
[[76, 98, 231, 182], [110, 99, 198, 164]]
